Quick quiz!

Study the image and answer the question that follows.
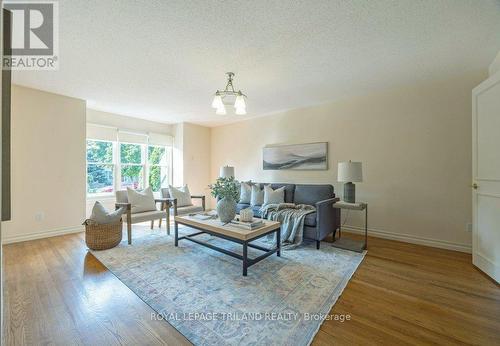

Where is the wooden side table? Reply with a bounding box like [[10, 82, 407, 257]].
[[332, 201, 367, 252]]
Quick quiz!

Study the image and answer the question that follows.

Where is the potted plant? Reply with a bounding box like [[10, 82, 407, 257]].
[[209, 176, 240, 223]]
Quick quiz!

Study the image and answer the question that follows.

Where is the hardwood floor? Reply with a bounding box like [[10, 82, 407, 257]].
[[3, 229, 499, 345]]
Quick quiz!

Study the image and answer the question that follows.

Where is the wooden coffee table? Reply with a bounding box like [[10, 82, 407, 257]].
[[174, 215, 281, 276]]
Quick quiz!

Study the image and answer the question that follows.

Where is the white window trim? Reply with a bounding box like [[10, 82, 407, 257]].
[[86, 138, 173, 198]]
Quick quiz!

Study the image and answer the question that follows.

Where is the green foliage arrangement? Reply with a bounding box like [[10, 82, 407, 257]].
[[209, 177, 240, 201]]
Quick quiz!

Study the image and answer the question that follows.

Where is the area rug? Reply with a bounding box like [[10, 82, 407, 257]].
[[91, 225, 365, 346]]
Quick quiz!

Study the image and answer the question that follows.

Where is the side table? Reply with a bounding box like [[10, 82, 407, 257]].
[[332, 201, 367, 252]]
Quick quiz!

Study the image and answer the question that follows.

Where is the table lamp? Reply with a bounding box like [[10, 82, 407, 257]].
[[337, 161, 363, 203]]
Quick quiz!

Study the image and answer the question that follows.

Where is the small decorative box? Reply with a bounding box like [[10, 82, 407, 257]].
[[239, 207, 254, 222]]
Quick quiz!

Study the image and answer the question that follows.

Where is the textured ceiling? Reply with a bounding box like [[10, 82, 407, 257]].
[[12, 0, 500, 127]]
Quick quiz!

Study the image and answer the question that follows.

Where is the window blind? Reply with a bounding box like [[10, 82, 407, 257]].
[[148, 132, 173, 146], [86, 123, 117, 142], [117, 130, 148, 144]]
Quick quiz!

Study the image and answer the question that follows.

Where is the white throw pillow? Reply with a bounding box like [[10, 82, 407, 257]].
[[250, 185, 264, 206], [127, 187, 157, 213], [90, 201, 126, 224], [239, 181, 252, 204], [263, 185, 285, 205], [168, 185, 193, 207]]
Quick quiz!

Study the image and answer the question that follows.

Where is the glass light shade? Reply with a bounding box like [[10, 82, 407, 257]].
[[216, 104, 226, 115], [234, 94, 246, 109], [211, 94, 223, 109], [235, 107, 246, 115]]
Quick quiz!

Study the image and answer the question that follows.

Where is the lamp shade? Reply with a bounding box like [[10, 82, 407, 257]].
[[219, 166, 235, 178], [337, 161, 363, 182]]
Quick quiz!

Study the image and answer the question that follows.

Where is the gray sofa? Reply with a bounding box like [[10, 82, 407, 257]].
[[236, 183, 340, 249]]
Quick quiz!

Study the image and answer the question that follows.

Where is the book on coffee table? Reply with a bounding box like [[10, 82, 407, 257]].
[[189, 210, 218, 220], [229, 219, 265, 230]]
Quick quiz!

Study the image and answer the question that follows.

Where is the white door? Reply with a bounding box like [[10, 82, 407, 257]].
[[472, 71, 500, 283]]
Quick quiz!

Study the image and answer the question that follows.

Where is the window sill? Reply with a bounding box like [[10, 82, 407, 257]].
[[87, 194, 115, 201]]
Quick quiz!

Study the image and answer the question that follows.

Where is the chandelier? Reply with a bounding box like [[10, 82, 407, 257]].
[[211, 72, 247, 115]]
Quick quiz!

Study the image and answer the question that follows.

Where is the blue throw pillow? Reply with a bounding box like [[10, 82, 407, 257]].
[[239, 181, 252, 204], [250, 185, 264, 206]]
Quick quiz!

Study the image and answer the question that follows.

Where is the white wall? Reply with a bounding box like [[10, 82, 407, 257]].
[[173, 123, 184, 186], [489, 51, 500, 76], [211, 71, 486, 252], [2, 85, 86, 243], [172, 122, 211, 207], [182, 123, 211, 202], [87, 109, 173, 134]]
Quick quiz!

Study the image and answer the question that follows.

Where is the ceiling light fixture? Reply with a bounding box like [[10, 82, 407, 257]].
[[211, 72, 247, 115]]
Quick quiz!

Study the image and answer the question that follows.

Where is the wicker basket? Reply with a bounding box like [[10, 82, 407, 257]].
[[85, 220, 123, 250]]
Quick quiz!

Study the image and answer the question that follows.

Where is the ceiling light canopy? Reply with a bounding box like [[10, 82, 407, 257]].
[[211, 72, 247, 115]]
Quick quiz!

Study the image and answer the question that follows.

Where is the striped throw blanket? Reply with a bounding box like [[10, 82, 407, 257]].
[[260, 203, 316, 249]]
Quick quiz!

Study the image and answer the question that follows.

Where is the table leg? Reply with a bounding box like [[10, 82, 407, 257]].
[[166, 202, 171, 235], [338, 209, 342, 239], [364, 205, 368, 250], [243, 242, 248, 276], [276, 228, 281, 257], [174, 221, 178, 247]]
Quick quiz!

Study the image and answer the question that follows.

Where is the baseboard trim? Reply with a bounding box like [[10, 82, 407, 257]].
[[2, 225, 84, 244], [341, 224, 472, 253], [473, 253, 499, 283]]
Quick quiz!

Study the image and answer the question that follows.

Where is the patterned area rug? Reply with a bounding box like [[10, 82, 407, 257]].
[[91, 225, 365, 346]]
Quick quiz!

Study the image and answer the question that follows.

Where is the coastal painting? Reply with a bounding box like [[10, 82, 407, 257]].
[[263, 142, 328, 170]]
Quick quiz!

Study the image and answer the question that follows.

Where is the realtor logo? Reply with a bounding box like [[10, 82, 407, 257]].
[[3, 0, 59, 70]]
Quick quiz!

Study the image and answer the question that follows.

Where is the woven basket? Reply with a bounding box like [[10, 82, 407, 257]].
[[85, 220, 123, 250]]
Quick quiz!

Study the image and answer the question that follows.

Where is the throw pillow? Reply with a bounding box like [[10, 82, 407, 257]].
[[127, 187, 157, 213], [263, 185, 285, 205], [168, 185, 193, 207], [90, 201, 126, 224], [239, 181, 252, 204], [250, 184, 264, 206]]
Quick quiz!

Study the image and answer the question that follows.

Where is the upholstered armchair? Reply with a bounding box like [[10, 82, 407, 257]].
[[160, 188, 206, 216], [115, 190, 170, 244]]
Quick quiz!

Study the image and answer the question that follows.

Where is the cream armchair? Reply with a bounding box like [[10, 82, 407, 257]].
[[115, 190, 170, 244], [160, 188, 205, 216]]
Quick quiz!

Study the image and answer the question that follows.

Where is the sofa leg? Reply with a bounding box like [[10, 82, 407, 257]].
[[316, 240, 320, 250]]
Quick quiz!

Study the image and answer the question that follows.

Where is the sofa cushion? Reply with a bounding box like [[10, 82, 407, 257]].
[[90, 201, 125, 224], [263, 185, 285, 205], [236, 203, 251, 213], [129, 210, 167, 223], [127, 187, 157, 213], [270, 183, 295, 203], [250, 185, 264, 206], [239, 181, 252, 204], [293, 184, 334, 206], [168, 185, 193, 207], [304, 212, 317, 227], [176, 205, 204, 215]]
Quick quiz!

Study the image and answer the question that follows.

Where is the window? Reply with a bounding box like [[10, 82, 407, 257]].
[[148, 145, 171, 192], [86, 137, 172, 196], [120, 143, 144, 190], [86, 140, 114, 194]]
